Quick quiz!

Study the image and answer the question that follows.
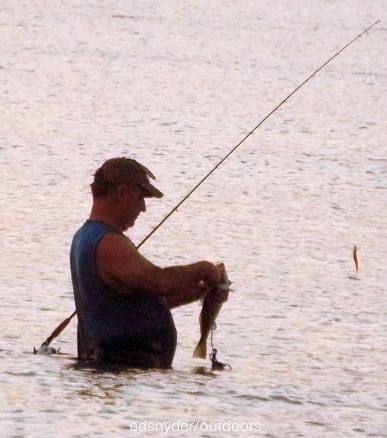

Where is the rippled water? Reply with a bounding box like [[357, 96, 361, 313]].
[[1, 1, 386, 437]]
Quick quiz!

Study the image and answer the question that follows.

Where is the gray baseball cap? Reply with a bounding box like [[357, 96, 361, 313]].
[[92, 157, 163, 198]]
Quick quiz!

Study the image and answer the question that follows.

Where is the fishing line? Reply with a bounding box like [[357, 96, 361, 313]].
[[136, 20, 380, 248], [35, 20, 380, 352]]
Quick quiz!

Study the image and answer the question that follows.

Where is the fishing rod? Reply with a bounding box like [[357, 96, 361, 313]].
[[138, 20, 380, 247], [36, 20, 380, 352]]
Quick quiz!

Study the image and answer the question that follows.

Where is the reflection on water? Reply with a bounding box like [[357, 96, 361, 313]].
[[1, 1, 386, 436]]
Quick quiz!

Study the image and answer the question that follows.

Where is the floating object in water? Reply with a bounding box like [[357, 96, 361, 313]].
[[353, 245, 359, 273], [193, 264, 230, 359], [349, 245, 360, 280]]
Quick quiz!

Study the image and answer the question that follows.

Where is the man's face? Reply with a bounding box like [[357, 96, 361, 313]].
[[118, 184, 147, 231]]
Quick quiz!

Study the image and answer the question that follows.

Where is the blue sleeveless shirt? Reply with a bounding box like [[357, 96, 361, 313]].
[[70, 220, 176, 367]]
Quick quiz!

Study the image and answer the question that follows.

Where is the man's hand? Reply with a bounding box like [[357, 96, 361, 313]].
[[210, 286, 229, 303], [207, 263, 229, 303]]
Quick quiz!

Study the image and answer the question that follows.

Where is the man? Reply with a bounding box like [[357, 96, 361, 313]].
[[70, 157, 225, 368]]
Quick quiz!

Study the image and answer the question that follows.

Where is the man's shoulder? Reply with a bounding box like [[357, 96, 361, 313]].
[[97, 231, 137, 258]]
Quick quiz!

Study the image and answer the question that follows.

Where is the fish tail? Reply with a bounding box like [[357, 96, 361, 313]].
[[193, 338, 207, 359]]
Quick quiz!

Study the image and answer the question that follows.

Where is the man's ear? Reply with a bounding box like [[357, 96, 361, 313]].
[[116, 184, 129, 203]]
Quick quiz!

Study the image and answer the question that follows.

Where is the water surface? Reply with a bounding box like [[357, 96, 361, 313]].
[[1, 1, 386, 437]]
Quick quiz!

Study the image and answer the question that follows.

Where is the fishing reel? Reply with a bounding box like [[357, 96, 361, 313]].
[[33, 344, 60, 355]]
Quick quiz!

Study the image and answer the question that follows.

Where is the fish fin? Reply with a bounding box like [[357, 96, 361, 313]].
[[193, 340, 207, 359]]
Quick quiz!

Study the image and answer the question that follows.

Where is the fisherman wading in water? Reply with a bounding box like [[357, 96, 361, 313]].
[[70, 157, 228, 368]]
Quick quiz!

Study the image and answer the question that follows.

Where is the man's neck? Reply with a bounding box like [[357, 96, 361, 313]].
[[89, 201, 120, 230]]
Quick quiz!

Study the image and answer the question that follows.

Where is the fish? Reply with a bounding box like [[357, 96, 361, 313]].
[[193, 264, 230, 359]]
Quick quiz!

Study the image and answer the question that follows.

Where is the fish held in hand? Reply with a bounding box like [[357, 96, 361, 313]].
[[193, 264, 230, 359]]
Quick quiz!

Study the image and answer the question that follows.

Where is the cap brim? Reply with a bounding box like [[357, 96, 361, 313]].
[[141, 181, 164, 198]]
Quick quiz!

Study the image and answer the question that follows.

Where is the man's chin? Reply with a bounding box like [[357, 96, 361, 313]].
[[122, 219, 136, 231]]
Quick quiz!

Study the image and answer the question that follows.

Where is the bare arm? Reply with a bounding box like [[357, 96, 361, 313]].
[[95, 232, 222, 308]]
